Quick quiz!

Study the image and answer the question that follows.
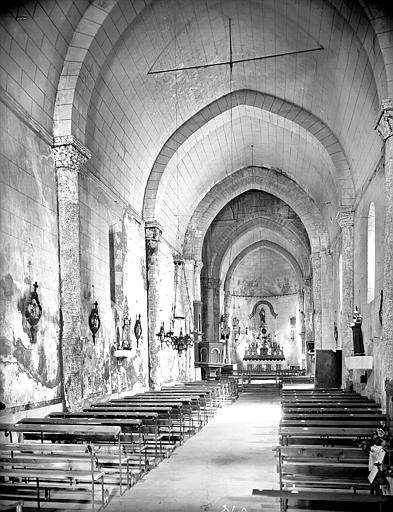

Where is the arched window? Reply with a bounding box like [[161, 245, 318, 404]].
[[339, 254, 343, 311], [367, 203, 375, 303]]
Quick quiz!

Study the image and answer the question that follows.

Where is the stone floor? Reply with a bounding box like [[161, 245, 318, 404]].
[[107, 388, 281, 512]]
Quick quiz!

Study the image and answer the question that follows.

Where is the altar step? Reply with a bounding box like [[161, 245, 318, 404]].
[[243, 381, 282, 391]]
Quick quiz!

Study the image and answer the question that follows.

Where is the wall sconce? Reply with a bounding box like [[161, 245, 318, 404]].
[[25, 281, 42, 343], [134, 314, 142, 348], [120, 299, 131, 350], [88, 300, 101, 343]]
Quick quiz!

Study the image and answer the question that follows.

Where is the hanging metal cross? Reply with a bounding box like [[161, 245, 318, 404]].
[[148, 18, 323, 75]]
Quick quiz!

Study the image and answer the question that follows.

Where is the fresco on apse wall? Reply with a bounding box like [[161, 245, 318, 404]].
[[231, 249, 298, 297], [227, 248, 301, 368]]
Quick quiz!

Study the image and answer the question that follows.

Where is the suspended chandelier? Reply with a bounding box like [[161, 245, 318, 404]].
[[156, 259, 194, 356]]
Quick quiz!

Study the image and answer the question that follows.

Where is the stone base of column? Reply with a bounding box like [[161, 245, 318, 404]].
[[315, 349, 342, 388]]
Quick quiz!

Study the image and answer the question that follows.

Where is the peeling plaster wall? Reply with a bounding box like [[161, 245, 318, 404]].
[[78, 173, 149, 402], [0, 102, 62, 411], [151, 239, 194, 388], [353, 161, 385, 403]]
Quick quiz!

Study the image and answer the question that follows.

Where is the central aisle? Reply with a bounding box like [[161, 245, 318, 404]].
[[108, 389, 281, 512]]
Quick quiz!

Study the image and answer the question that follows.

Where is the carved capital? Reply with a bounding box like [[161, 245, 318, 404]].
[[194, 260, 204, 275], [337, 209, 354, 228], [145, 223, 162, 243], [173, 253, 184, 266], [52, 136, 91, 170], [310, 252, 321, 264], [375, 99, 393, 141]]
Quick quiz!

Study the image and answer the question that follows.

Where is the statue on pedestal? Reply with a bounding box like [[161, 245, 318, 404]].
[[350, 306, 365, 356]]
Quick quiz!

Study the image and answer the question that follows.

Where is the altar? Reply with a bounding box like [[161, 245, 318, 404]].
[[242, 326, 285, 371]]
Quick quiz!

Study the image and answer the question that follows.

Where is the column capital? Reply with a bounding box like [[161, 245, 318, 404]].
[[173, 253, 184, 266], [375, 98, 393, 141], [310, 252, 321, 264], [337, 208, 354, 228], [145, 222, 162, 243], [52, 135, 91, 170], [194, 260, 204, 274]]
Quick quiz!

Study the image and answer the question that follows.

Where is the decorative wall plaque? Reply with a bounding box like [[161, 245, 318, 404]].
[[25, 281, 42, 343]]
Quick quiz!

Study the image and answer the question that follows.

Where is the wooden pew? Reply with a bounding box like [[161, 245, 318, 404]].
[[0, 425, 119, 511], [280, 424, 375, 446], [282, 412, 387, 421], [137, 391, 212, 423], [252, 488, 393, 511], [283, 406, 381, 415], [16, 417, 144, 489], [49, 411, 162, 463], [274, 388, 387, 508], [0, 501, 23, 512], [86, 403, 181, 448], [280, 418, 383, 428], [107, 398, 196, 436]]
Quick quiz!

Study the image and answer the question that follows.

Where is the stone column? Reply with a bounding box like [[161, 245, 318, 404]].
[[193, 260, 203, 302], [320, 249, 334, 350], [183, 259, 195, 331], [145, 222, 162, 389], [203, 277, 221, 341], [52, 135, 91, 411], [193, 261, 203, 333], [297, 288, 305, 358], [303, 277, 313, 343], [303, 277, 313, 374], [310, 252, 322, 349], [337, 208, 354, 388], [375, 99, 393, 390]]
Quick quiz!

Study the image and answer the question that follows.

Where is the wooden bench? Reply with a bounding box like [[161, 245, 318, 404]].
[[280, 425, 375, 446], [252, 488, 393, 511], [282, 412, 387, 420], [0, 441, 106, 511], [273, 389, 389, 509], [137, 391, 212, 423], [108, 399, 197, 436], [48, 411, 161, 464], [15, 418, 141, 493], [277, 445, 368, 463], [88, 403, 183, 445], [0, 501, 23, 512]]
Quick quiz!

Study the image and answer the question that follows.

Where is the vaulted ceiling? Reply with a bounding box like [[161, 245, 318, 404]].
[[3, 0, 390, 289]]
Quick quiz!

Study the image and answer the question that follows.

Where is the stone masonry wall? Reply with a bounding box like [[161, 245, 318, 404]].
[[0, 101, 62, 411], [149, 239, 192, 389], [353, 160, 385, 402], [78, 172, 149, 403]]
